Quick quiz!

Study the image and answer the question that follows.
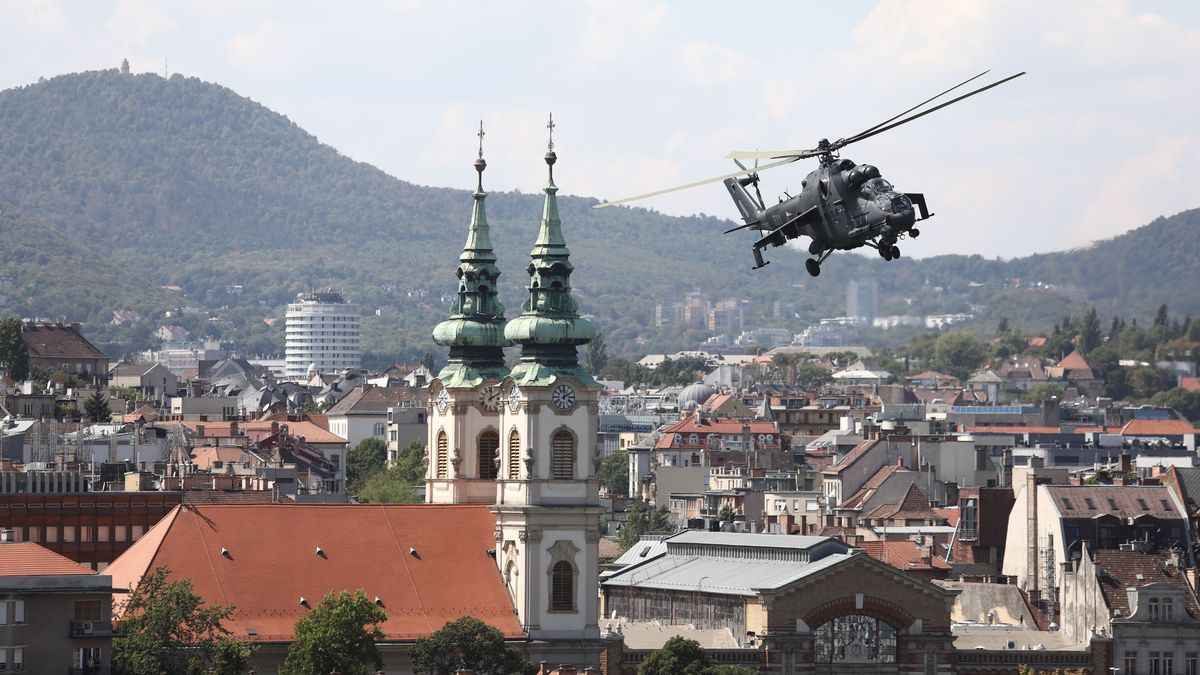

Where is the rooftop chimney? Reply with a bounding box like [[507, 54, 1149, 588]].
[[0, 528, 13, 543]]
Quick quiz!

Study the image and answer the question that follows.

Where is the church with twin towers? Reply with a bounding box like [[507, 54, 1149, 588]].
[[425, 117, 603, 662]]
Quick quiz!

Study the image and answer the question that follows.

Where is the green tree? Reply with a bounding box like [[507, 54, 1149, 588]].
[[409, 616, 532, 675], [391, 439, 427, 483], [930, 332, 989, 381], [794, 363, 833, 388], [648, 504, 673, 533], [619, 503, 648, 551], [1078, 308, 1102, 354], [586, 331, 609, 375], [346, 437, 388, 494], [113, 567, 251, 675], [718, 503, 736, 522], [356, 467, 422, 504], [638, 636, 756, 675], [83, 390, 112, 422], [0, 318, 29, 381], [1126, 365, 1174, 399], [282, 590, 386, 675], [1025, 382, 1065, 405], [600, 448, 629, 496], [1151, 388, 1200, 422]]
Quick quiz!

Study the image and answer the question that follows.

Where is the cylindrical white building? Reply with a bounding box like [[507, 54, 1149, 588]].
[[284, 291, 361, 381]]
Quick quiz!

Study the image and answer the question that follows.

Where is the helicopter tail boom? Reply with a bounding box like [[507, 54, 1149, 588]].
[[723, 177, 763, 228]]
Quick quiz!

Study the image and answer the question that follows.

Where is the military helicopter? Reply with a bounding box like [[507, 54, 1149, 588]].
[[596, 70, 1024, 276]]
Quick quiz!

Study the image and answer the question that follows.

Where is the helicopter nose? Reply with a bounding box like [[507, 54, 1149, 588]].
[[887, 210, 915, 231]]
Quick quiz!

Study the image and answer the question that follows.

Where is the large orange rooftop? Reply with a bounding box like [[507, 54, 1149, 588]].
[[105, 504, 522, 642], [0, 541, 97, 576]]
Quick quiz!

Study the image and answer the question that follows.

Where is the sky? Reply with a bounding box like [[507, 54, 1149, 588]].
[[2, 0, 1199, 259]]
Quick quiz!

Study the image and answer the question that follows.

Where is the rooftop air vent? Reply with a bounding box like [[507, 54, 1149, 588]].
[[220, 547, 230, 558], [374, 596, 383, 606], [315, 546, 325, 557], [299, 596, 308, 607]]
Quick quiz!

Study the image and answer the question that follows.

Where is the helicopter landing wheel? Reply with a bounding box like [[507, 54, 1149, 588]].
[[909, 228, 920, 238], [891, 245, 901, 259], [806, 259, 821, 277], [808, 240, 825, 255], [879, 245, 892, 261]]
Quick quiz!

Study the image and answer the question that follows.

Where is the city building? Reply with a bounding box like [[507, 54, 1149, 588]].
[[847, 278, 879, 324], [0, 529, 114, 674], [284, 290, 361, 380], [20, 322, 109, 386]]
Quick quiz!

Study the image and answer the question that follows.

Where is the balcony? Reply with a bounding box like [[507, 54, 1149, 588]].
[[69, 620, 116, 638]]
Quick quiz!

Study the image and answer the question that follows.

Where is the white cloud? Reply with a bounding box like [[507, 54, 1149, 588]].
[[679, 41, 752, 86], [106, 0, 177, 46]]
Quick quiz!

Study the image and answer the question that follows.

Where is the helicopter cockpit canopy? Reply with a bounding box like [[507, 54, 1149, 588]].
[[868, 178, 893, 193]]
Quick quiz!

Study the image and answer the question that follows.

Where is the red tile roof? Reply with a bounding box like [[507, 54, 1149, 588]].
[[654, 415, 780, 449], [1057, 350, 1097, 373], [1181, 377, 1200, 393], [106, 504, 522, 642], [838, 464, 905, 510], [857, 540, 950, 571], [0, 541, 97, 576], [1120, 419, 1198, 436], [1093, 549, 1200, 619], [865, 483, 942, 522], [934, 507, 960, 527], [178, 420, 347, 445]]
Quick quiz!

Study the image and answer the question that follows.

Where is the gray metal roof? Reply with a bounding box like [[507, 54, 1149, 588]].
[[666, 531, 833, 550], [602, 551, 855, 596], [610, 537, 671, 568]]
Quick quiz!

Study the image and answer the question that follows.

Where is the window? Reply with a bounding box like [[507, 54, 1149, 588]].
[[550, 560, 574, 612], [0, 600, 23, 625], [1151, 651, 1174, 675], [814, 615, 897, 664], [1164, 598, 1175, 622], [1150, 598, 1162, 621], [506, 430, 523, 480], [551, 430, 575, 480], [373, 422, 386, 437], [75, 600, 102, 621], [0, 647, 23, 672], [1162, 499, 1173, 511], [478, 430, 499, 480], [1061, 497, 1074, 510], [1108, 498, 1119, 510], [1127, 651, 1139, 675], [1185, 652, 1196, 675], [1084, 498, 1096, 509], [1138, 498, 1150, 511], [73, 648, 102, 670], [436, 430, 448, 479]]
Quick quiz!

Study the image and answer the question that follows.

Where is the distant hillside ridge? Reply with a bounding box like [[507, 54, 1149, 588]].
[[0, 68, 1196, 359]]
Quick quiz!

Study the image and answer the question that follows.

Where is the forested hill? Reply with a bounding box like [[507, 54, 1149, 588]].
[[0, 68, 1196, 361]]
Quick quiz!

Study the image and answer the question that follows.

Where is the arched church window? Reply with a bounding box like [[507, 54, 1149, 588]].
[[552, 429, 575, 479], [436, 430, 449, 479], [550, 560, 574, 611], [507, 430, 521, 480], [813, 614, 898, 664], [479, 430, 499, 480]]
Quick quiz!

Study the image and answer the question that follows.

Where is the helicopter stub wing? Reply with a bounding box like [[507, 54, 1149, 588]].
[[593, 157, 799, 208], [754, 205, 819, 250]]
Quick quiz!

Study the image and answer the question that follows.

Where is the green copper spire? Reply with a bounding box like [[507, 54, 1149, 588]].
[[505, 115, 597, 387], [432, 122, 510, 388]]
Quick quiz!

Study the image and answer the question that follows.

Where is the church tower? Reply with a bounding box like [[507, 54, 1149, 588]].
[[493, 116, 602, 660], [426, 124, 510, 505]]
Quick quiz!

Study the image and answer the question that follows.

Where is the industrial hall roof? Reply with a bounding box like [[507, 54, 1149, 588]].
[[602, 531, 852, 597], [104, 503, 523, 643]]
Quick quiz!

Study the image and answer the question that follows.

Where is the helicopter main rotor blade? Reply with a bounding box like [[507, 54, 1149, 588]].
[[593, 157, 799, 209], [839, 71, 1025, 148], [841, 69, 991, 142], [726, 148, 823, 161]]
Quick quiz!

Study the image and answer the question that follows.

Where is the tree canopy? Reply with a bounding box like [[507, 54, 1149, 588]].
[[638, 636, 756, 675], [408, 616, 532, 675], [281, 590, 387, 675], [0, 318, 29, 381], [112, 566, 251, 675]]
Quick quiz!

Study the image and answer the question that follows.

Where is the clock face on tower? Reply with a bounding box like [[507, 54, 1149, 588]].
[[508, 385, 522, 412], [478, 385, 501, 412], [435, 388, 449, 414], [551, 383, 577, 411]]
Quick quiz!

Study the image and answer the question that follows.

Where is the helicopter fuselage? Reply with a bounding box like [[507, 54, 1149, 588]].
[[724, 155, 930, 271]]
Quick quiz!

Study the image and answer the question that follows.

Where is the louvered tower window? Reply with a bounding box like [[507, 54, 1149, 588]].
[[551, 560, 574, 611], [551, 430, 575, 480], [479, 430, 499, 480], [436, 430, 448, 479], [507, 430, 521, 480]]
